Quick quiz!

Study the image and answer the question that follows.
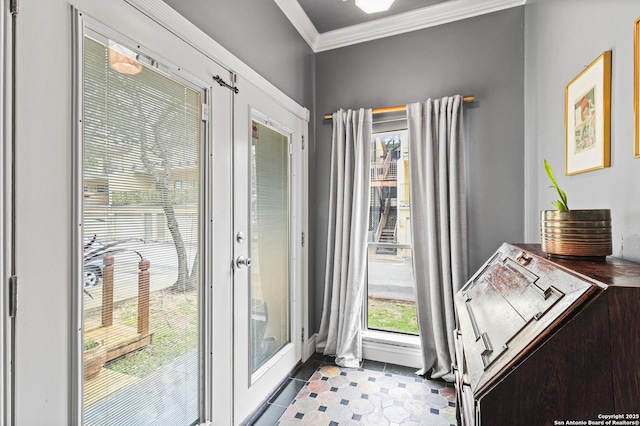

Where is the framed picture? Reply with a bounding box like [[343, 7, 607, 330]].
[[565, 50, 611, 175], [635, 17, 640, 158]]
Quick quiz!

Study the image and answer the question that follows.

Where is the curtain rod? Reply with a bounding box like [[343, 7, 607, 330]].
[[323, 95, 474, 120]]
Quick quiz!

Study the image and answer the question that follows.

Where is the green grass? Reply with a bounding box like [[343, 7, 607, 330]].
[[106, 291, 199, 378], [368, 298, 419, 335], [93, 293, 417, 378]]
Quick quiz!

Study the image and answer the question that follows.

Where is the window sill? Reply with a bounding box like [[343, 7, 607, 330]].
[[362, 329, 420, 348], [361, 329, 422, 368]]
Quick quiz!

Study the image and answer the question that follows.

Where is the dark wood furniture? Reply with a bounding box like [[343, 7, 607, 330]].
[[453, 243, 640, 426]]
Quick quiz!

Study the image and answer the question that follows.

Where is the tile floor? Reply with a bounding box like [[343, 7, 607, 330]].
[[247, 353, 457, 425]]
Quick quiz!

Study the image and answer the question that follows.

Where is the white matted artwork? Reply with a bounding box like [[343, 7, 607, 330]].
[[564, 50, 611, 175]]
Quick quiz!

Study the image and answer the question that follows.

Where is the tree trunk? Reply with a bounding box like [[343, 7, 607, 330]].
[[154, 177, 196, 293], [131, 85, 197, 293], [163, 201, 191, 293], [187, 252, 199, 290]]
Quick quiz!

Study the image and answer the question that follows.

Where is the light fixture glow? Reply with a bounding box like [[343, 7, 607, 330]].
[[108, 41, 143, 75], [355, 0, 395, 14]]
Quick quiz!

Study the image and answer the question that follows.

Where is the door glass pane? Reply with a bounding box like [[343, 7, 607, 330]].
[[82, 35, 200, 425], [250, 120, 290, 373], [367, 131, 418, 335]]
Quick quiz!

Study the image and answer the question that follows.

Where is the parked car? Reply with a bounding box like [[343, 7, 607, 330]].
[[83, 235, 143, 289], [84, 236, 105, 288], [84, 255, 104, 288]]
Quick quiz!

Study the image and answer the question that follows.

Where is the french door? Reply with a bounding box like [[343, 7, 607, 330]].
[[75, 18, 305, 424], [232, 76, 305, 423], [73, 10, 232, 425], [12, 2, 306, 424]]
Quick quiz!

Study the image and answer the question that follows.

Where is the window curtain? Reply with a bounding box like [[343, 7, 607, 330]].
[[407, 96, 468, 382], [317, 108, 372, 368]]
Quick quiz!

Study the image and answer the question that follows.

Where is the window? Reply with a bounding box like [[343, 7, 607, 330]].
[[249, 119, 291, 374], [81, 33, 202, 424], [366, 130, 418, 335]]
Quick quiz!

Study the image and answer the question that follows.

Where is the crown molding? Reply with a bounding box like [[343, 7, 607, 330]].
[[276, 0, 526, 53], [273, 0, 320, 49]]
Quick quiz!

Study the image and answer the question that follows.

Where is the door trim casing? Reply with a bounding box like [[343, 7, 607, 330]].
[[1, 0, 9, 423], [125, 0, 310, 122]]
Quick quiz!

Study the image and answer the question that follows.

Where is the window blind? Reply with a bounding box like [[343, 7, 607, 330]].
[[82, 35, 201, 425]]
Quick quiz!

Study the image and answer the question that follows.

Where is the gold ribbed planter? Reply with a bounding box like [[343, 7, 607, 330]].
[[541, 209, 612, 259]]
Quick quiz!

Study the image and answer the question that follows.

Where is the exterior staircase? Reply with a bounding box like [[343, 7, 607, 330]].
[[371, 143, 399, 255], [376, 208, 397, 254]]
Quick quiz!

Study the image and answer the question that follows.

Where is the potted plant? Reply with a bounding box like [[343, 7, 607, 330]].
[[540, 159, 611, 259], [84, 338, 107, 381]]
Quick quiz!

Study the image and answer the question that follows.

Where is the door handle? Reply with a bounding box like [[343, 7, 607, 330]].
[[236, 256, 252, 269]]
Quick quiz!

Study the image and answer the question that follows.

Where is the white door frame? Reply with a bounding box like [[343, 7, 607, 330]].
[[13, 0, 308, 424], [71, 8, 232, 425], [1, 0, 10, 423], [232, 75, 306, 423]]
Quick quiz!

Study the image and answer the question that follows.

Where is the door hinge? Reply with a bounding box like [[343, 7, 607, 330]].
[[301, 232, 305, 247], [301, 328, 305, 342], [301, 135, 305, 150], [9, 275, 18, 318], [201, 103, 209, 121]]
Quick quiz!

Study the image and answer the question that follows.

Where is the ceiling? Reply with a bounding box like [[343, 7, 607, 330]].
[[274, 0, 525, 52], [298, 0, 449, 33]]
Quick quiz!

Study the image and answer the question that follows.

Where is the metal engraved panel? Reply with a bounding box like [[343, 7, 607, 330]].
[[462, 253, 565, 370]]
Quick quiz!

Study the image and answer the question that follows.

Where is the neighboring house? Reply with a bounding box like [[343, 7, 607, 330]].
[[84, 163, 198, 243]]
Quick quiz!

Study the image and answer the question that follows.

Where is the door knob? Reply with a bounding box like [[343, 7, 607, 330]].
[[236, 256, 252, 269]]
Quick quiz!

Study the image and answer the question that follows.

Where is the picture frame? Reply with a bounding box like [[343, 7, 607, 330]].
[[635, 17, 640, 158], [565, 50, 612, 175]]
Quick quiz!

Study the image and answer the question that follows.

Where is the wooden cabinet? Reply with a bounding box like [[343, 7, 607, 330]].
[[454, 243, 640, 426]]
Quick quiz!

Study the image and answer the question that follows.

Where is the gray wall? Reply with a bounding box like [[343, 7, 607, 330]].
[[524, 0, 640, 261], [312, 7, 525, 332], [162, 0, 315, 109]]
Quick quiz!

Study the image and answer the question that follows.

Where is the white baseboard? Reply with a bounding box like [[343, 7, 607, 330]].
[[304, 333, 318, 362], [362, 337, 422, 369], [307, 331, 422, 369]]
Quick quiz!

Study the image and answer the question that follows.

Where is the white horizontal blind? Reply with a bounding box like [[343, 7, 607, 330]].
[[250, 120, 291, 374], [82, 35, 201, 425]]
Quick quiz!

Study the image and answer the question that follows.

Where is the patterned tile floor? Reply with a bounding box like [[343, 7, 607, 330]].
[[248, 354, 457, 425]]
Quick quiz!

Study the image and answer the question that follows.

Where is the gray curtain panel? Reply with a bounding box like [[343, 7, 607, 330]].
[[407, 97, 468, 382], [317, 108, 372, 368]]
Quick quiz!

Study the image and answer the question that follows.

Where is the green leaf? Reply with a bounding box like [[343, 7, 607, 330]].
[[544, 159, 559, 188], [544, 159, 569, 210], [558, 188, 568, 208], [552, 200, 568, 211]]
